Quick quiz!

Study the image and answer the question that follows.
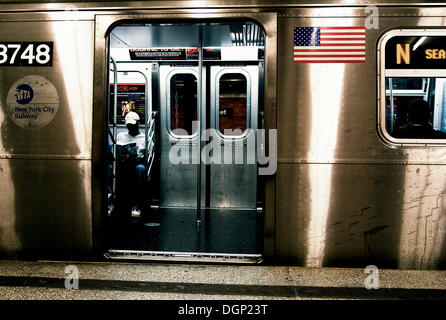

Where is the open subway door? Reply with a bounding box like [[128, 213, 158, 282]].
[[103, 21, 267, 263]]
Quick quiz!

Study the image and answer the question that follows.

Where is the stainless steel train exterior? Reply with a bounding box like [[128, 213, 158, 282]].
[[0, 0, 445, 270]]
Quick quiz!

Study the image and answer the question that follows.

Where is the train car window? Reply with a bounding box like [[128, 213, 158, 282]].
[[169, 73, 198, 136], [385, 78, 424, 90], [217, 73, 248, 136], [379, 30, 446, 143]]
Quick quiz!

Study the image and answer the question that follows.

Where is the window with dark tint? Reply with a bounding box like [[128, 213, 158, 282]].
[[385, 78, 424, 90], [170, 73, 197, 136], [218, 73, 247, 135], [386, 77, 446, 139]]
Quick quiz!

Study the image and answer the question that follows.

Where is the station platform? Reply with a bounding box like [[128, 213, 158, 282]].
[[0, 260, 445, 300]]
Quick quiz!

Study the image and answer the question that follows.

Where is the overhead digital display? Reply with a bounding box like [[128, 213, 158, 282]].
[[386, 36, 446, 69]]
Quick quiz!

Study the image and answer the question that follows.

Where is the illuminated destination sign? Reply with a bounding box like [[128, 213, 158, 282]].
[[386, 36, 446, 69]]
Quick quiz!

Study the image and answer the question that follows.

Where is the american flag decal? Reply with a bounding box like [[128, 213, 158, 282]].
[[293, 27, 366, 63]]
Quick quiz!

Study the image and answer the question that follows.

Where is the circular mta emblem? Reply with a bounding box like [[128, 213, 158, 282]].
[[6, 75, 59, 129]]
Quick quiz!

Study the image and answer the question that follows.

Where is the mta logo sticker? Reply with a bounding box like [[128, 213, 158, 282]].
[[6, 75, 59, 129], [15, 84, 34, 105]]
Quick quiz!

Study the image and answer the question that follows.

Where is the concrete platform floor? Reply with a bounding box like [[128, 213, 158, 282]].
[[0, 260, 445, 300]]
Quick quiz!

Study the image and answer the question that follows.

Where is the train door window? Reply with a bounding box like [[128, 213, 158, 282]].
[[169, 72, 198, 136], [217, 72, 249, 136], [379, 30, 446, 144]]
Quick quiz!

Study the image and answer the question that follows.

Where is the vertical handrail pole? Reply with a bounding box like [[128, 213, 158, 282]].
[[111, 57, 118, 196], [196, 25, 203, 227], [389, 78, 394, 133]]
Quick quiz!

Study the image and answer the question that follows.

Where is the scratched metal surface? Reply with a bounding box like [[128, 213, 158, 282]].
[[276, 12, 446, 269], [0, 2, 444, 270], [0, 19, 94, 258]]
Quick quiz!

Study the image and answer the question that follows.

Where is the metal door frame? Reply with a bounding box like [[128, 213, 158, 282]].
[[93, 11, 277, 259]]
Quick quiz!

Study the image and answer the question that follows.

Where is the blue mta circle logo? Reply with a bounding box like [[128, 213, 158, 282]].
[[15, 84, 34, 105]]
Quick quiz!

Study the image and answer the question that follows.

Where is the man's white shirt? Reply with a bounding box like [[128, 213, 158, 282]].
[[117, 132, 147, 159]]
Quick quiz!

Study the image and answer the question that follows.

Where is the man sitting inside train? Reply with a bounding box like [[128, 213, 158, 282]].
[[393, 99, 446, 139], [116, 111, 149, 218]]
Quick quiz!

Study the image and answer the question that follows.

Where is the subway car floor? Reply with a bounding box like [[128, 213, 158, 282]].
[[106, 208, 264, 255]]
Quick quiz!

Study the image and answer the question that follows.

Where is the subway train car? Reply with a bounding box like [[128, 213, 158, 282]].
[[0, 0, 445, 270]]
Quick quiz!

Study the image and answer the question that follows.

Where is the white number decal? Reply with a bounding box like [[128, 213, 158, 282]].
[[36, 44, 50, 64], [0, 43, 51, 65], [20, 44, 35, 64], [8, 44, 21, 63], [0, 44, 7, 64]]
